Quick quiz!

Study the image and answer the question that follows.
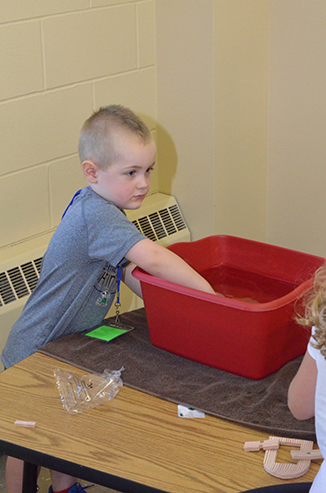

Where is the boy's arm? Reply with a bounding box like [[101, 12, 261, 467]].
[[123, 262, 143, 298], [124, 238, 216, 295], [287, 350, 317, 420]]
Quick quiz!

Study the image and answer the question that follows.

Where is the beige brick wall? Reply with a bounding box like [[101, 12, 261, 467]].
[[0, 0, 157, 249], [156, 0, 269, 242]]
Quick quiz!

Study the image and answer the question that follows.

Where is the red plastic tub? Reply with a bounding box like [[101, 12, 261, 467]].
[[133, 235, 325, 379]]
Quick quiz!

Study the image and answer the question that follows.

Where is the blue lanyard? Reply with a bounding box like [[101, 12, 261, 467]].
[[114, 265, 123, 324], [61, 189, 82, 219], [116, 265, 123, 304]]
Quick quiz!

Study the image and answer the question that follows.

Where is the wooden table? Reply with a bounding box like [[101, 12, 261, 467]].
[[0, 352, 320, 493]]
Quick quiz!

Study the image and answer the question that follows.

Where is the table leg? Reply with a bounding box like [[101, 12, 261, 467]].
[[22, 461, 38, 493]]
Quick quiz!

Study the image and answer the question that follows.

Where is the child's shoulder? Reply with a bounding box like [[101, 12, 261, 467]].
[[79, 188, 131, 231], [82, 187, 123, 214]]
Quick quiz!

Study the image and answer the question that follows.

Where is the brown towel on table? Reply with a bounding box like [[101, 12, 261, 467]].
[[38, 308, 316, 441]]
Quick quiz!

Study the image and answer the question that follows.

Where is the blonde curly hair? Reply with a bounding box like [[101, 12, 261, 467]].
[[297, 262, 326, 358]]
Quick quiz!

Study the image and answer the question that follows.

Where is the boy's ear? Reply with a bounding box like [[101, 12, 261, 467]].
[[82, 160, 98, 183]]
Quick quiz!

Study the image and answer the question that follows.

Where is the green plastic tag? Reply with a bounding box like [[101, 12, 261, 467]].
[[86, 325, 133, 342]]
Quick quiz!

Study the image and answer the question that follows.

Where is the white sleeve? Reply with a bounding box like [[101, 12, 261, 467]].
[[307, 326, 319, 362]]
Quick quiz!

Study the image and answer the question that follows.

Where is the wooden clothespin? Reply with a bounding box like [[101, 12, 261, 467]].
[[244, 435, 323, 479]]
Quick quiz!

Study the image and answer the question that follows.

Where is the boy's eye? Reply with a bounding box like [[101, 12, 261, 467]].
[[126, 167, 154, 177]]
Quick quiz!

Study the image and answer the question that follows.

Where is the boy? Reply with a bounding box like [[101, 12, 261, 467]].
[[2, 105, 216, 493]]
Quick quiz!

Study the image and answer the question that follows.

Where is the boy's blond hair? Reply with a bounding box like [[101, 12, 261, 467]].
[[78, 105, 152, 169], [297, 262, 326, 358]]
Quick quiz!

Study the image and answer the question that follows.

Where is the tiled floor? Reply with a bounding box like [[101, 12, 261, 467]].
[[0, 455, 118, 493]]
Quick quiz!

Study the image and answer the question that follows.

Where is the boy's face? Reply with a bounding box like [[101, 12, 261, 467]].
[[90, 131, 156, 210]]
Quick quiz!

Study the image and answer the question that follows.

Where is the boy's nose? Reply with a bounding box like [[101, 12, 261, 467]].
[[137, 175, 150, 189]]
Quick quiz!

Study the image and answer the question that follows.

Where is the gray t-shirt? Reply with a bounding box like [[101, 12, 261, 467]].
[[1, 187, 145, 368]]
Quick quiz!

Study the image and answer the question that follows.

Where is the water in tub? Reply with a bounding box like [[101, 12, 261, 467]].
[[201, 265, 298, 304]]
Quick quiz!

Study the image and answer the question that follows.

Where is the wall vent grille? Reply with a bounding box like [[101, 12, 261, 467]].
[[0, 198, 188, 308], [0, 258, 42, 308], [132, 205, 186, 242]]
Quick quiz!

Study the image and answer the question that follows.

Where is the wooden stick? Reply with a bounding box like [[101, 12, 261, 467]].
[[14, 420, 36, 428]]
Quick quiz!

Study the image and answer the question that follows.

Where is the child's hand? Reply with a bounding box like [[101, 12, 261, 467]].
[[215, 291, 225, 297]]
